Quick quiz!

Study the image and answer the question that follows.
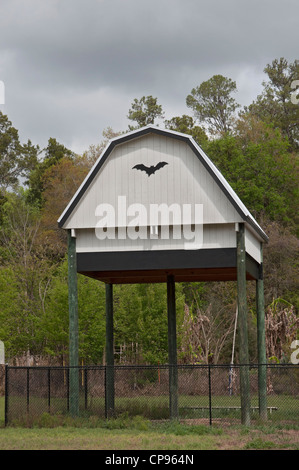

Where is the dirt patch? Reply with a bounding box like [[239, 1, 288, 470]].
[[218, 428, 299, 450], [179, 418, 299, 450]]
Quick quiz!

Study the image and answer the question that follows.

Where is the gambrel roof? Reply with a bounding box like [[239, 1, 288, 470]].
[[58, 125, 268, 242]]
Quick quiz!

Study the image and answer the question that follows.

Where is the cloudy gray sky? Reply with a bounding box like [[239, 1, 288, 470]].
[[0, 0, 298, 154]]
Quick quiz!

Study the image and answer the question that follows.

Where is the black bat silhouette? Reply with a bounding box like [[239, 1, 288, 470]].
[[132, 161, 168, 176]]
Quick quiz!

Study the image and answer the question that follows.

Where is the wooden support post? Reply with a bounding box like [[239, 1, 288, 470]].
[[236, 223, 251, 426], [167, 274, 178, 420], [256, 244, 267, 421], [105, 283, 115, 418], [67, 230, 79, 417]]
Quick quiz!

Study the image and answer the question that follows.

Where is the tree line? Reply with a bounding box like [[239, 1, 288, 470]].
[[0, 57, 298, 365]]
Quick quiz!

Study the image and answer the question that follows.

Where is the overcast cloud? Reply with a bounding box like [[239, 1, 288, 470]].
[[0, 0, 298, 153]]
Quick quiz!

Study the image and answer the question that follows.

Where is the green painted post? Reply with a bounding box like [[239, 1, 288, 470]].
[[256, 244, 267, 422], [67, 230, 79, 417], [236, 223, 251, 426], [167, 275, 178, 420], [105, 283, 115, 418]]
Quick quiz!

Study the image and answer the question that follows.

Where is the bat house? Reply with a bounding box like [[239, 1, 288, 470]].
[[58, 125, 268, 424], [58, 125, 267, 284]]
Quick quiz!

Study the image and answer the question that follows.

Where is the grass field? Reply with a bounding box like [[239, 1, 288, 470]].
[[0, 397, 298, 450], [0, 418, 298, 450]]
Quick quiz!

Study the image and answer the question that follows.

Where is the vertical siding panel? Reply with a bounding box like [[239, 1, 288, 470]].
[[191, 146, 196, 207], [134, 140, 142, 207], [179, 141, 187, 206], [161, 135, 169, 205], [142, 135, 149, 205], [153, 134, 160, 206], [86, 177, 93, 228], [109, 150, 115, 220], [127, 141, 135, 206], [65, 134, 244, 234], [204, 224, 210, 247], [173, 140, 181, 209], [166, 137, 174, 205], [201, 159, 209, 224]]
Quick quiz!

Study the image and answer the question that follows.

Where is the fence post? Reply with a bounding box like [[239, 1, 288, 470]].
[[104, 366, 107, 418], [167, 274, 178, 420], [256, 244, 267, 422], [208, 365, 212, 426], [84, 368, 88, 411], [67, 367, 70, 412], [4, 364, 8, 427], [48, 368, 51, 414], [105, 283, 115, 418], [26, 367, 30, 414], [68, 230, 79, 417]]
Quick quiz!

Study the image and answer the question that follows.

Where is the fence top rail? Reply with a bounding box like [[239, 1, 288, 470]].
[[4, 363, 298, 370]]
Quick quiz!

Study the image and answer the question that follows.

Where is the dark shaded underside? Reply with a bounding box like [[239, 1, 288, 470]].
[[77, 248, 259, 284]]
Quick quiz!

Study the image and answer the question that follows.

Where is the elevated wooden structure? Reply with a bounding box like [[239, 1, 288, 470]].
[[58, 126, 268, 424]]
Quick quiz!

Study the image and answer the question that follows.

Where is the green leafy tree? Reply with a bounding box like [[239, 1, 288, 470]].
[[0, 112, 40, 195], [0, 112, 22, 192], [186, 75, 240, 135], [114, 283, 185, 364], [21, 139, 40, 181], [248, 58, 299, 150], [26, 137, 75, 206], [205, 125, 299, 228], [127, 95, 164, 130], [83, 127, 121, 166], [39, 156, 89, 261], [0, 267, 25, 356], [164, 114, 208, 145], [42, 260, 106, 363], [263, 221, 299, 309], [0, 191, 53, 356]]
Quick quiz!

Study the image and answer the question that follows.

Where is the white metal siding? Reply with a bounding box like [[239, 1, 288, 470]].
[[64, 134, 242, 229], [245, 227, 261, 264], [75, 224, 262, 263], [75, 224, 237, 253]]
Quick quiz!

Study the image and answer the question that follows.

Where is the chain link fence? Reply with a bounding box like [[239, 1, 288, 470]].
[[3, 364, 299, 426]]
